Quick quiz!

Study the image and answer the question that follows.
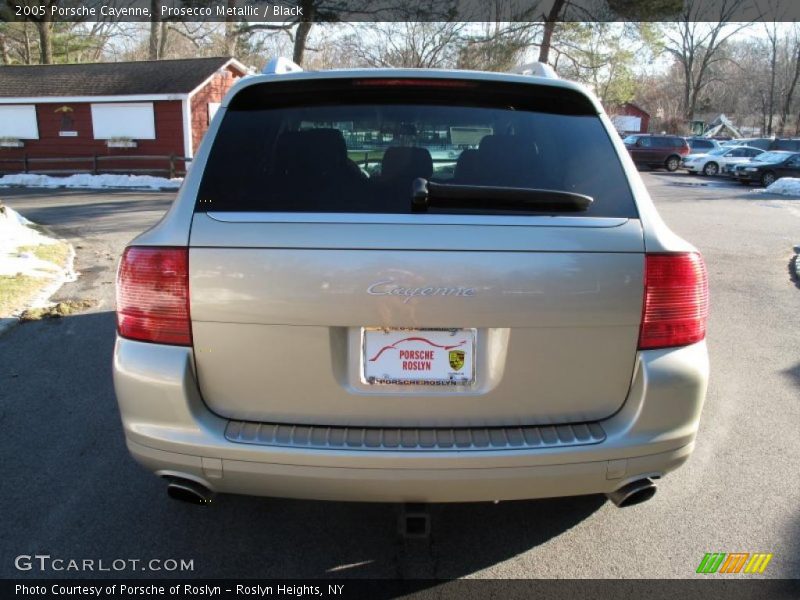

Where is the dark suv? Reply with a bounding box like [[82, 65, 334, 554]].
[[623, 134, 690, 171]]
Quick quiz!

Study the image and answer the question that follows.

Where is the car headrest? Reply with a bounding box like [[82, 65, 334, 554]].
[[478, 134, 535, 157], [476, 134, 539, 186], [296, 128, 348, 169], [454, 148, 480, 182], [275, 128, 349, 177], [380, 146, 433, 181]]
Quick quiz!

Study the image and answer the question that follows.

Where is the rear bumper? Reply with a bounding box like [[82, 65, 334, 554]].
[[128, 438, 693, 502], [113, 338, 709, 503]]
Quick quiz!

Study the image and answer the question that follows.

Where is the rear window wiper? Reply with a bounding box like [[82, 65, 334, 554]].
[[411, 178, 593, 213]]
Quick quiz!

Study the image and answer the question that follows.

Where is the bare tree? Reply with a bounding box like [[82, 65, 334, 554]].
[[224, 0, 238, 55], [458, 21, 539, 71], [340, 21, 467, 68], [660, 0, 753, 122], [3, 21, 38, 64], [538, 0, 566, 64], [6, 0, 60, 63], [760, 0, 788, 135], [778, 26, 800, 135], [764, 20, 779, 134], [238, 0, 327, 66], [148, 0, 160, 59], [239, 0, 454, 67], [0, 27, 9, 64]]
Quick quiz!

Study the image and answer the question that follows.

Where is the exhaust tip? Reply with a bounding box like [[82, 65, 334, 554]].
[[606, 478, 656, 508], [166, 479, 214, 505]]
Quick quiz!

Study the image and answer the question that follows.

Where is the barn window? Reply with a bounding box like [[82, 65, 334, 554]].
[[612, 115, 642, 132], [90, 102, 156, 139], [208, 102, 221, 124], [0, 105, 39, 139]]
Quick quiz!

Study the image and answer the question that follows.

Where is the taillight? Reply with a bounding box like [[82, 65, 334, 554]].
[[116, 247, 191, 346], [638, 253, 708, 350]]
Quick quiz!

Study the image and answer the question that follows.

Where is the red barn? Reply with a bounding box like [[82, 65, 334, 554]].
[[609, 102, 651, 135], [0, 57, 248, 176]]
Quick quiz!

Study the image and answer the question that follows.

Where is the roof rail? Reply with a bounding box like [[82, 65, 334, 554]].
[[509, 62, 558, 79], [262, 57, 303, 75]]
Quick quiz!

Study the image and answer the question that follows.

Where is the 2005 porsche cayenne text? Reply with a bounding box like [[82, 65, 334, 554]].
[[113, 62, 709, 508]]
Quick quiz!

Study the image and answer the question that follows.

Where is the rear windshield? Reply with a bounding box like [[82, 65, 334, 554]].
[[756, 151, 793, 162], [196, 78, 637, 218], [770, 139, 800, 151]]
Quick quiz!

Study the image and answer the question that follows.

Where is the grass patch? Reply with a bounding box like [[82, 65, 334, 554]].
[[19, 299, 95, 321], [0, 274, 45, 317], [18, 242, 71, 269]]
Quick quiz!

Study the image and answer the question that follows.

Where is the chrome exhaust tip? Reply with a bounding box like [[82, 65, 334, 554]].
[[606, 478, 656, 508], [166, 479, 214, 505]]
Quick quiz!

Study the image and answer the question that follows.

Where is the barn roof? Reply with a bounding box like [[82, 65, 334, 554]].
[[621, 102, 650, 116], [0, 57, 247, 99]]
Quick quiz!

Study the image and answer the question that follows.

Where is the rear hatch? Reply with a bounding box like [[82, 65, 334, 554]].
[[188, 76, 644, 427]]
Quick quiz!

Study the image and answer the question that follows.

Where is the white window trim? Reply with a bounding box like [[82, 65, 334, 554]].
[[182, 97, 193, 159], [208, 102, 221, 125]]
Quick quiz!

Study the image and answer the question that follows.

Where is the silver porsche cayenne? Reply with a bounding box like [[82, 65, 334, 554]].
[[113, 64, 709, 507]]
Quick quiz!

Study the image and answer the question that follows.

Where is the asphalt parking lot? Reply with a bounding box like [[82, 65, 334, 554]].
[[0, 171, 798, 580]]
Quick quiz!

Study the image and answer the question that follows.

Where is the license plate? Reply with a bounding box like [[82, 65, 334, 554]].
[[362, 328, 475, 385]]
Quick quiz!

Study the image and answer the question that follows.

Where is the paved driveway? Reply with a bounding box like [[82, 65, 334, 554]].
[[0, 176, 798, 580]]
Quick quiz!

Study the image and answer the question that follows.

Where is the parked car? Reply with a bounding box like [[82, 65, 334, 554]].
[[768, 138, 800, 152], [682, 145, 764, 176], [623, 134, 691, 171], [721, 138, 773, 151], [684, 137, 721, 153], [732, 150, 800, 186], [114, 63, 709, 508]]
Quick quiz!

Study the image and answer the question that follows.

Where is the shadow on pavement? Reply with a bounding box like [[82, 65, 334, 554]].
[[784, 363, 800, 391], [0, 311, 604, 580], [790, 253, 800, 289], [4, 198, 174, 236]]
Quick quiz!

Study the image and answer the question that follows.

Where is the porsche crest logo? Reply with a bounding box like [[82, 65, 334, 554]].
[[449, 350, 465, 370]]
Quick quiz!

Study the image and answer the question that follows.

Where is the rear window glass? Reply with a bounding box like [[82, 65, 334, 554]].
[[770, 139, 800, 151], [196, 79, 637, 218], [756, 151, 793, 162]]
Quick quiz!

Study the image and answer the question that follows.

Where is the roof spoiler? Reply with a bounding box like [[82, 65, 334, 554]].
[[509, 62, 558, 79], [262, 57, 303, 75]]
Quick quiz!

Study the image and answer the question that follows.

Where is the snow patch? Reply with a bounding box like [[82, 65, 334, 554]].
[[0, 205, 61, 277], [0, 173, 182, 190], [0, 204, 77, 318], [0, 204, 75, 279], [762, 177, 800, 197]]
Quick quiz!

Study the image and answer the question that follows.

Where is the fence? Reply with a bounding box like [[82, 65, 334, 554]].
[[0, 154, 192, 178]]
